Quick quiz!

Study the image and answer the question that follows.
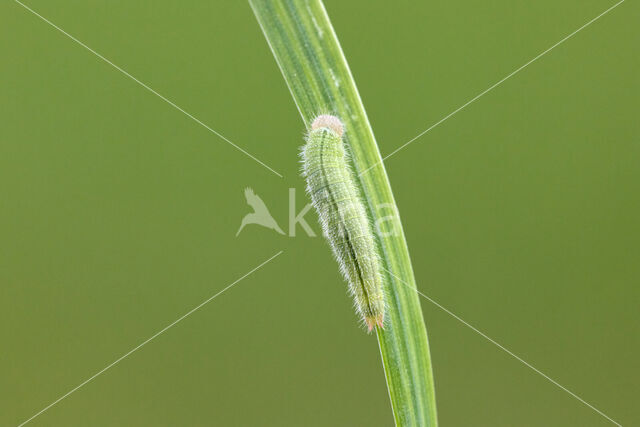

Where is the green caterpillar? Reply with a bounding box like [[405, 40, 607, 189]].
[[302, 114, 385, 332]]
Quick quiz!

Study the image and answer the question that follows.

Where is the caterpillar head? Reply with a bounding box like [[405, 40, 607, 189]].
[[311, 114, 344, 137]]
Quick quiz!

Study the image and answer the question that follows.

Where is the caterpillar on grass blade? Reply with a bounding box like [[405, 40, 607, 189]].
[[301, 114, 385, 332]]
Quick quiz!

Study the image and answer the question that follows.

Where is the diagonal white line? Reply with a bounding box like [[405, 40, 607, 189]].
[[16, 250, 284, 427], [381, 266, 622, 426], [359, 0, 625, 177], [14, 0, 283, 179]]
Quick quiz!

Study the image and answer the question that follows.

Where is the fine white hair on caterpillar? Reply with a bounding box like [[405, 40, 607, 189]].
[[301, 114, 385, 332]]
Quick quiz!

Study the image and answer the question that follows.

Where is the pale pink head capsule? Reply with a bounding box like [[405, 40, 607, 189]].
[[311, 114, 344, 137]]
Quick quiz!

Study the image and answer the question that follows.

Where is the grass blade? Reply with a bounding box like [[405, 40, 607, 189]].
[[250, 1, 438, 425]]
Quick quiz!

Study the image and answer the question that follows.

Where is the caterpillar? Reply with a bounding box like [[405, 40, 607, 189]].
[[301, 114, 385, 332]]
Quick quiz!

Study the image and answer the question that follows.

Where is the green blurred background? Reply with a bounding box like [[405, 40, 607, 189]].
[[1, 1, 638, 425]]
